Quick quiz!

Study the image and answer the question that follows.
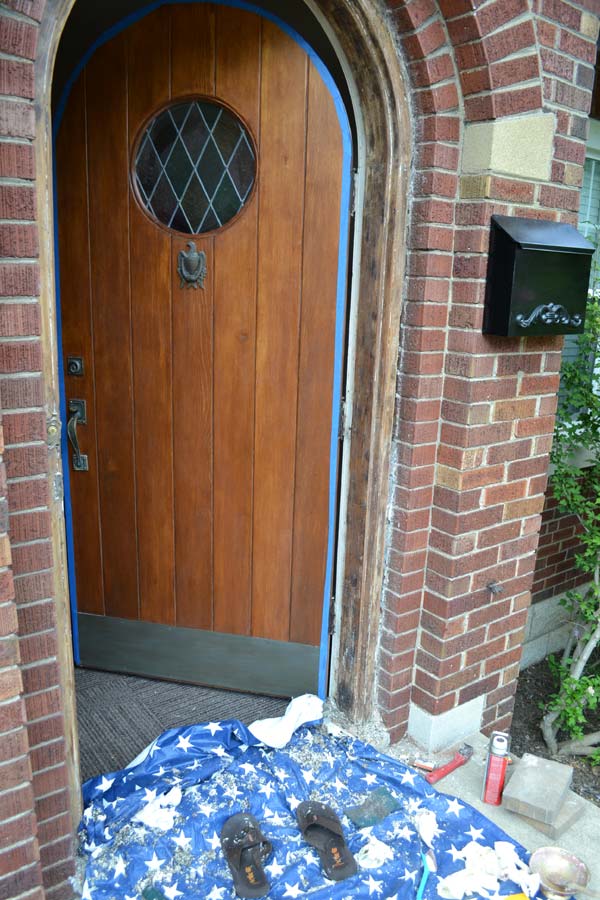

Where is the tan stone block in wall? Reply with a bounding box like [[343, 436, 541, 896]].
[[0, 535, 12, 567], [436, 465, 461, 490], [459, 174, 491, 199], [563, 163, 582, 187], [580, 12, 600, 41], [462, 113, 555, 181]]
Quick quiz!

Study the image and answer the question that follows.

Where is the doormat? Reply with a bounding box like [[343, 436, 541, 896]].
[[78, 719, 536, 899]]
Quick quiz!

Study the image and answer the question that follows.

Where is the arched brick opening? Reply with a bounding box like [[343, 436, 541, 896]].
[[1, 0, 598, 895]]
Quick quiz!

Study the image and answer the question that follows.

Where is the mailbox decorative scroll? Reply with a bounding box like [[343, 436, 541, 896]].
[[515, 303, 583, 330], [483, 215, 594, 337]]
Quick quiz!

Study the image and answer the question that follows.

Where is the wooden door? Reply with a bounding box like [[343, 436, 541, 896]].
[[55, 4, 348, 696]]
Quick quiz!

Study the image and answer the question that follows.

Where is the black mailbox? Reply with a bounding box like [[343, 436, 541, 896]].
[[483, 215, 594, 336]]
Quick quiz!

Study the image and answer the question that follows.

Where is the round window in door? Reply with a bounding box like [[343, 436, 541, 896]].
[[133, 98, 256, 234]]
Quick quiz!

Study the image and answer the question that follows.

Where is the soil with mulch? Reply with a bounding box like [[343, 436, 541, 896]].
[[511, 658, 600, 808]]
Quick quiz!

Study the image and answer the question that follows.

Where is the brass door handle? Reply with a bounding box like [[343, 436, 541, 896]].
[[67, 399, 89, 471]]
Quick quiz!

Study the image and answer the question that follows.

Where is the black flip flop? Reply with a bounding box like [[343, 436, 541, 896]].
[[296, 800, 357, 882], [220, 813, 273, 898]]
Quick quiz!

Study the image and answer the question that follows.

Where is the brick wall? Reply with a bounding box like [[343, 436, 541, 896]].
[[378, 0, 600, 743], [0, 2, 75, 899], [531, 487, 589, 602]]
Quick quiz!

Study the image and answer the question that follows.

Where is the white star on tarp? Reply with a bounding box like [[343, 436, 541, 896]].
[[332, 776, 346, 792], [400, 770, 417, 786], [240, 762, 256, 775], [391, 823, 413, 841], [363, 874, 383, 895], [145, 851, 165, 872], [446, 798, 464, 816], [447, 843, 464, 861], [176, 734, 193, 752], [287, 794, 301, 810], [283, 883, 304, 898], [113, 856, 127, 879], [467, 824, 485, 841], [172, 830, 191, 850], [81, 880, 93, 900], [199, 802, 216, 817], [164, 882, 184, 899], [301, 768, 315, 784], [402, 868, 418, 883], [99, 776, 114, 792], [207, 831, 221, 850], [144, 788, 157, 802], [259, 782, 275, 799], [362, 773, 378, 786], [204, 722, 223, 735], [207, 887, 226, 900], [265, 859, 285, 878]]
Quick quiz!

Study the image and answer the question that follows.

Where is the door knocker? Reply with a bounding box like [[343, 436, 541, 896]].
[[178, 241, 207, 290]]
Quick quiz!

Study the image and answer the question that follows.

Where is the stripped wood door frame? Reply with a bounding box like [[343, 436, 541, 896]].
[[52, 1, 354, 699]]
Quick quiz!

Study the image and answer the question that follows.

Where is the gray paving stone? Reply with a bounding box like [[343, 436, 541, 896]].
[[502, 753, 573, 825], [507, 791, 587, 838]]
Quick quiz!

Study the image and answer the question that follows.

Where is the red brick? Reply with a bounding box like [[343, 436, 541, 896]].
[[537, 20, 557, 47], [514, 415, 555, 437], [410, 54, 455, 87], [10, 509, 51, 542], [558, 29, 596, 64], [8, 480, 49, 515], [0, 99, 35, 139], [3, 410, 45, 445], [36, 812, 72, 849], [0, 666, 22, 703], [389, 0, 437, 30], [0, 374, 43, 409], [0, 634, 19, 668], [0, 185, 36, 220], [0, 59, 34, 99], [541, 0, 581, 28], [0, 143, 35, 180], [458, 672, 500, 704], [0, 340, 42, 372], [0, 697, 25, 733], [420, 115, 461, 143], [2, 0, 44, 20], [0, 810, 37, 852], [35, 788, 70, 825], [18, 630, 58, 666], [402, 21, 447, 59], [491, 53, 539, 88], [0, 754, 32, 793], [0, 16, 38, 59], [416, 170, 458, 198], [554, 81, 592, 114], [416, 143, 460, 171], [12, 541, 53, 575], [460, 66, 492, 96], [4, 445, 48, 478], [0, 303, 41, 337], [540, 48, 574, 79], [21, 659, 60, 697], [484, 20, 536, 63], [477, 0, 529, 35]]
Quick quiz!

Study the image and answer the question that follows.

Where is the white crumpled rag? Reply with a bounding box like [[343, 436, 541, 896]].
[[356, 835, 395, 869], [248, 694, 324, 749], [132, 786, 182, 832], [437, 840, 540, 900]]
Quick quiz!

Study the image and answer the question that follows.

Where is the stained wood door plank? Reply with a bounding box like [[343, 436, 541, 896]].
[[128, 8, 175, 625], [56, 74, 104, 616], [252, 22, 308, 642], [173, 234, 214, 629], [171, 3, 216, 96], [213, 9, 261, 635], [85, 34, 139, 620]]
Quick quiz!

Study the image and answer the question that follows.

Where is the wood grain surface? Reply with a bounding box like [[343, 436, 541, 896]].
[[56, 4, 345, 665]]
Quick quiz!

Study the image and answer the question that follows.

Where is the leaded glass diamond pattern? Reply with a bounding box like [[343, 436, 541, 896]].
[[134, 100, 256, 234]]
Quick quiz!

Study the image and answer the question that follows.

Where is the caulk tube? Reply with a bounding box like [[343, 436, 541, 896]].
[[482, 732, 509, 805]]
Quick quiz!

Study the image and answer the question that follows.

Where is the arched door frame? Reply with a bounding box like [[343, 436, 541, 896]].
[[35, 0, 411, 824]]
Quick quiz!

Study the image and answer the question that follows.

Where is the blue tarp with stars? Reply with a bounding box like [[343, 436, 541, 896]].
[[78, 721, 529, 900]]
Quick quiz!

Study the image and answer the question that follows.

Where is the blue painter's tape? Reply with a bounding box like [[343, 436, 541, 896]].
[[54, 0, 354, 694]]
